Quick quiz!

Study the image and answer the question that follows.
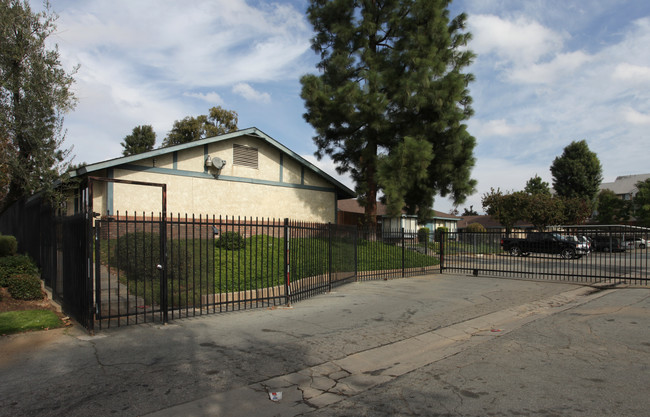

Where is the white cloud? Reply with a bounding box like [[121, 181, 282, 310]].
[[509, 50, 592, 84], [183, 92, 224, 104], [468, 14, 565, 65], [612, 63, 650, 82], [52, 0, 312, 87], [476, 119, 541, 137], [24, 0, 650, 206], [622, 107, 650, 125], [30, 0, 316, 164], [232, 83, 271, 103], [468, 14, 592, 85]]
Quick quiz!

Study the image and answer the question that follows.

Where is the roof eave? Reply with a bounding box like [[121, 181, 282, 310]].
[[67, 127, 356, 199]]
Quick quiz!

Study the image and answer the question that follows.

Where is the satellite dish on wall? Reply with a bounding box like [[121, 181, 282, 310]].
[[211, 157, 226, 169], [205, 155, 226, 169]]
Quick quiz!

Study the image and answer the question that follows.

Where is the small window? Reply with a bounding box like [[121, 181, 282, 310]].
[[233, 144, 258, 169]]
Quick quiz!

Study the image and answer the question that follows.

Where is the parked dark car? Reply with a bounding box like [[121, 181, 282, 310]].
[[589, 235, 625, 252], [501, 232, 587, 259]]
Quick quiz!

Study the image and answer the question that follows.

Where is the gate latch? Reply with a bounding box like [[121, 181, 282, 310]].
[[156, 264, 163, 271]]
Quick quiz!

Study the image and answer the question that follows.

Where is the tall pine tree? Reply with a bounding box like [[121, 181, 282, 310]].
[[301, 0, 476, 224]]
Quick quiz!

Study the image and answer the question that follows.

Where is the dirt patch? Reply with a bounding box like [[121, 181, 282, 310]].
[[0, 287, 64, 317]]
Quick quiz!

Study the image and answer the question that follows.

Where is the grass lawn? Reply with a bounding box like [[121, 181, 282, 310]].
[[0, 309, 63, 335], [101, 233, 440, 307]]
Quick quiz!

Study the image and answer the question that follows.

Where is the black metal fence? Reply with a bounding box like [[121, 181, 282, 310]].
[[441, 229, 649, 285], [2, 198, 442, 331], [4, 197, 648, 332], [0, 197, 94, 329], [91, 214, 439, 329]]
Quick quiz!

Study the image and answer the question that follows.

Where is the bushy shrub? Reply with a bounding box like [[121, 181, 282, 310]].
[[417, 227, 430, 244], [215, 231, 246, 250], [7, 274, 43, 300], [435, 227, 448, 242], [114, 232, 190, 282], [0, 255, 39, 287], [115, 232, 162, 282], [465, 222, 486, 233], [0, 235, 18, 257]]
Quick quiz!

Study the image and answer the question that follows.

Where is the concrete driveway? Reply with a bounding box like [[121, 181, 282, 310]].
[[0, 274, 648, 417]]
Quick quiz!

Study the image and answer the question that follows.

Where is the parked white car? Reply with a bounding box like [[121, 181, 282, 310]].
[[623, 238, 647, 249], [577, 235, 592, 253]]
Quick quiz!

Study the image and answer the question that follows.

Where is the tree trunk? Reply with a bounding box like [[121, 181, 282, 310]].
[[363, 141, 378, 227]]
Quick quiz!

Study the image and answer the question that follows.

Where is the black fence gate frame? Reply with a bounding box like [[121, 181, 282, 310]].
[[87, 176, 168, 325]]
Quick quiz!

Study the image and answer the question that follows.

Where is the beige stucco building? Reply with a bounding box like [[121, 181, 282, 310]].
[[66, 128, 355, 223]]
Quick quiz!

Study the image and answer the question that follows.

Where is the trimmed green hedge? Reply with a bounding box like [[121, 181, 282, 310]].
[[0, 235, 18, 257], [214, 231, 246, 250], [417, 227, 430, 244], [7, 274, 43, 300], [435, 226, 448, 242], [0, 255, 39, 287], [114, 232, 193, 283]]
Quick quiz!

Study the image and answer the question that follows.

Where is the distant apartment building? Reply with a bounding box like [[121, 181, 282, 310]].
[[600, 174, 650, 201]]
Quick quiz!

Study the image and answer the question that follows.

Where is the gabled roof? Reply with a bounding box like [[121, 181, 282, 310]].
[[338, 198, 389, 216], [431, 210, 462, 221], [457, 215, 531, 229], [600, 173, 650, 196], [70, 127, 355, 198]]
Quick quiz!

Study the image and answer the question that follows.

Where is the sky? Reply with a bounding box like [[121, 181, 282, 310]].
[[31, 0, 650, 214]]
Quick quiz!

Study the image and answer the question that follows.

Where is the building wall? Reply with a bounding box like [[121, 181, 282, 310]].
[[86, 136, 339, 223], [382, 216, 418, 231], [424, 219, 458, 233]]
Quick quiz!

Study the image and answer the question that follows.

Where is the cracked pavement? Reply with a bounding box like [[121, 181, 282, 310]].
[[0, 275, 648, 417]]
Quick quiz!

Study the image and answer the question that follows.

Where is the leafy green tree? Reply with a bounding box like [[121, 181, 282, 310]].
[[561, 196, 592, 225], [301, 0, 476, 224], [462, 205, 478, 216], [633, 179, 650, 227], [0, 136, 10, 203], [550, 140, 602, 204], [121, 125, 156, 156], [481, 188, 527, 236], [465, 222, 486, 233], [524, 194, 564, 231], [595, 189, 630, 224], [524, 175, 551, 196], [163, 106, 238, 147], [1, 0, 77, 210]]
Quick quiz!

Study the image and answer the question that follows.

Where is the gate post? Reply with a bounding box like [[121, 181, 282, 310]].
[[87, 178, 96, 333], [354, 226, 358, 281], [284, 218, 291, 307], [94, 223, 101, 327], [402, 227, 406, 278], [328, 223, 332, 291], [440, 231, 445, 274]]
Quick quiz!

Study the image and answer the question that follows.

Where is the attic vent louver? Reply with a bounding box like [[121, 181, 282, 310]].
[[233, 144, 258, 169]]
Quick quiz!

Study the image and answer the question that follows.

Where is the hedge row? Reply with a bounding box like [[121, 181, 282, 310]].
[[0, 235, 43, 301], [0, 235, 17, 257]]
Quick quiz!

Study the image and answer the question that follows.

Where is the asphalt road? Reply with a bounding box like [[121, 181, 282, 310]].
[[0, 274, 648, 417]]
